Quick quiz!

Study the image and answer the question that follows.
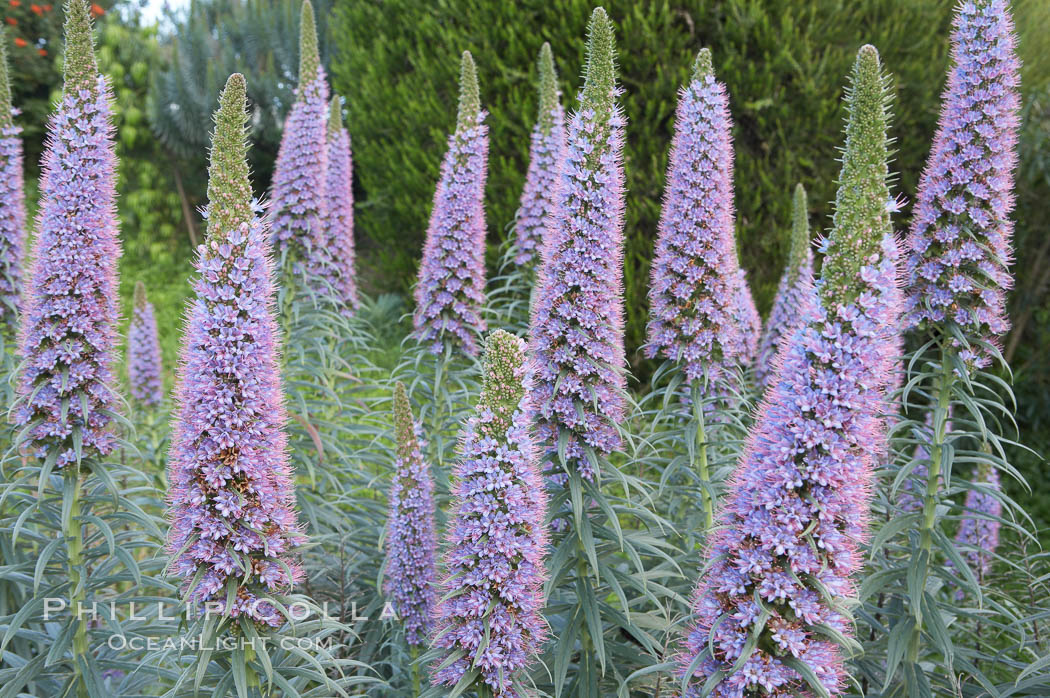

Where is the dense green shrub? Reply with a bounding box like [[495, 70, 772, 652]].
[[330, 0, 963, 365]]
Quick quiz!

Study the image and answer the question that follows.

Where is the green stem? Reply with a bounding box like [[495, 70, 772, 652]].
[[410, 644, 421, 695], [65, 469, 88, 696], [908, 352, 954, 662], [691, 382, 713, 532]]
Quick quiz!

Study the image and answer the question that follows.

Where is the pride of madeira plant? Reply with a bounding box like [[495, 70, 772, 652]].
[[866, 0, 1024, 693], [413, 50, 489, 358], [0, 28, 25, 338], [164, 73, 349, 697], [0, 2, 161, 694], [677, 44, 902, 697]]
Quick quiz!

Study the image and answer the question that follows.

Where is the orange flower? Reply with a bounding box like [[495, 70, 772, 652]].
[[37, 48, 46, 56], [9, 0, 20, 7], [13, 36, 26, 46], [89, 2, 103, 15], [4, 16, 16, 25], [31, 3, 42, 14]]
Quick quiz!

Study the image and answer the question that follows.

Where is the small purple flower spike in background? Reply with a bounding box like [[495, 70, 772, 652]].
[[323, 96, 359, 311], [413, 50, 489, 356], [904, 0, 1020, 368], [0, 30, 26, 333], [16, 0, 121, 467], [270, 0, 332, 287], [513, 42, 565, 268], [678, 45, 902, 697], [646, 49, 743, 388], [127, 281, 163, 406], [955, 462, 1002, 584], [756, 183, 815, 391], [167, 73, 306, 627], [431, 329, 548, 698], [530, 8, 626, 481], [382, 381, 437, 649], [730, 266, 762, 369]]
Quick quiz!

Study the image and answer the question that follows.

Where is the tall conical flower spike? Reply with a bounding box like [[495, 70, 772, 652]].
[[678, 45, 902, 697], [513, 42, 565, 267], [127, 281, 163, 406], [756, 183, 815, 389], [0, 29, 26, 330], [382, 381, 437, 646], [166, 73, 306, 626], [529, 8, 626, 480], [413, 50, 489, 355], [322, 96, 359, 310], [270, 0, 332, 287], [646, 49, 744, 386], [904, 0, 1020, 368], [15, 0, 120, 466], [431, 330, 549, 696]]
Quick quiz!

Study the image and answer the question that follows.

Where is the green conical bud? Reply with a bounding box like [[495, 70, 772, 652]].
[[133, 280, 147, 309], [580, 7, 617, 123], [0, 29, 13, 130], [62, 0, 100, 96], [537, 42, 559, 135], [476, 330, 527, 440], [298, 0, 321, 91], [787, 183, 811, 279], [821, 44, 893, 307], [692, 47, 713, 82], [393, 382, 419, 460], [327, 96, 343, 140], [456, 50, 480, 132], [205, 73, 253, 242]]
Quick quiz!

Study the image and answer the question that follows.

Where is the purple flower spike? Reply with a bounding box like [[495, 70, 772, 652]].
[[15, 1, 120, 467], [0, 35, 26, 330], [731, 266, 762, 369], [270, 0, 333, 286], [127, 281, 163, 406], [955, 463, 1001, 581], [382, 381, 437, 646], [679, 46, 902, 697], [322, 97, 359, 310], [167, 74, 306, 627], [757, 184, 815, 390], [513, 42, 565, 268], [904, 0, 1020, 368], [646, 49, 743, 386], [530, 9, 626, 481], [431, 330, 548, 698], [413, 50, 489, 356]]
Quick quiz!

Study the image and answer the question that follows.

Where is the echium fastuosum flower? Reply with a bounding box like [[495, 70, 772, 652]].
[[127, 281, 163, 406], [167, 73, 306, 626], [269, 0, 333, 287], [513, 42, 565, 267], [756, 183, 815, 390], [431, 329, 548, 697], [413, 50, 489, 356], [15, 0, 121, 466], [678, 45, 902, 697], [646, 49, 743, 387], [954, 461, 1001, 583], [0, 29, 26, 332], [903, 0, 1020, 368], [730, 265, 762, 368], [382, 381, 437, 647], [530, 8, 626, 481], [322, 96, 359, 310]]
